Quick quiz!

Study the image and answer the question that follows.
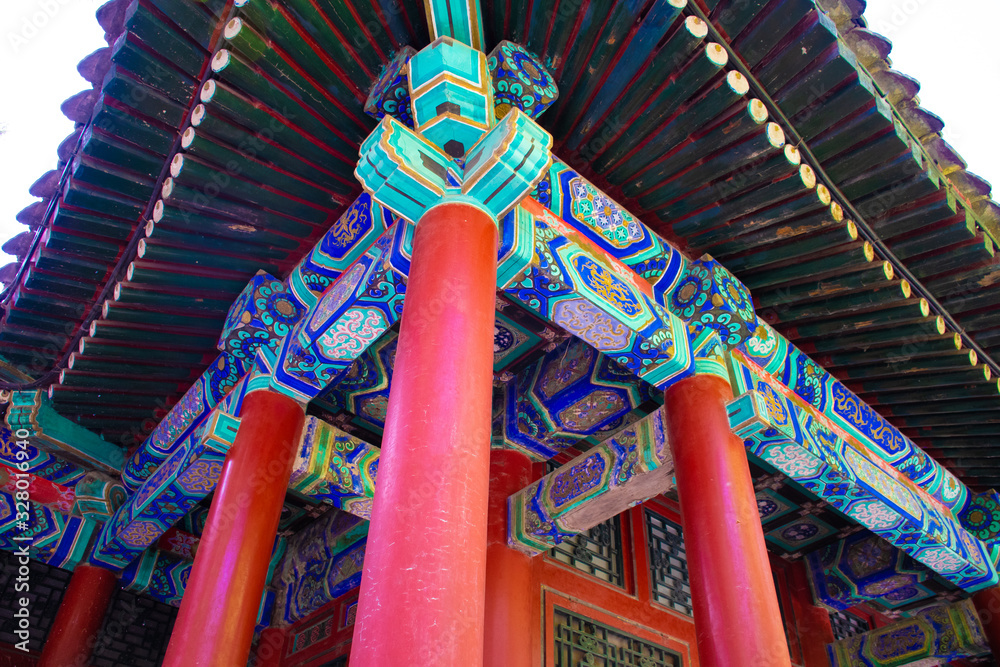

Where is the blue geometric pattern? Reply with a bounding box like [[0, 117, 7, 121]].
[[728, 353, 996, 592], [739, 322, 968, 512]]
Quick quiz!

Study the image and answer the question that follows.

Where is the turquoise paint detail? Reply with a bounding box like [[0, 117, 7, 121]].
[[409, 37, 494, 156], [422, 0, 485, 50], [356, 116, 461, 224], [463, 108, 553, 219], [728, 363, 997, 593]]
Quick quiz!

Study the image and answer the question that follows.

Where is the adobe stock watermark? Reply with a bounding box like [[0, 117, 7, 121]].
[[7, 0, 78, 53], [8, 426, 36, 652]]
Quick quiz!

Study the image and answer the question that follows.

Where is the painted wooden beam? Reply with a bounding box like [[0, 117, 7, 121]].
[[5, 390, 124, 474], [508, 408, 672, 555], [828, 599, 989, 666], [288, 416, 379, 519], [728, 353, 995, 592], [423, 0, 485, 50]]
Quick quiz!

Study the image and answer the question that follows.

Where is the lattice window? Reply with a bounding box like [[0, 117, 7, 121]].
[[550, 515, 626, 587], [829, 609, 871, 641], [553, 606, 683, 666], [546, 459, 626, 587], [289, 617, 336, 655], [644, 509, 693, 615]]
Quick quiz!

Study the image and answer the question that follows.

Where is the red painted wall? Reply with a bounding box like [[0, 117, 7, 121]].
[[269, 496, 837, 667]]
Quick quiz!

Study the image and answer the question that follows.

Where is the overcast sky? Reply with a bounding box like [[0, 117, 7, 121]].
[[0, 0, 996, 274]]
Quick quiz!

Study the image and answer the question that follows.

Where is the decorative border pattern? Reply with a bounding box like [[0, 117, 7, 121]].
[[728, 353, 996, 591]]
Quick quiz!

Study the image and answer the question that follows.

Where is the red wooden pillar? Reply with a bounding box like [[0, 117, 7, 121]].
[[484, 449, 537, 667], [973, 586, 1000, 658], [664, 373, 791, 667], [351, 202, 498, 666], [38, 564, 117, 667], [162, 390, 305, 667], [788, 561, 835, 666]]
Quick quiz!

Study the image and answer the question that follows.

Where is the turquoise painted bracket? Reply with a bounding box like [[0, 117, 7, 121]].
[[727, 356, 996, 592], [409, 36, 494, 156], [423, 0, 485, 51], [6, 390, 124, 474], [72, 472, 126, 522], [356, 115, 463, 223], [356, 107, 552, 224]]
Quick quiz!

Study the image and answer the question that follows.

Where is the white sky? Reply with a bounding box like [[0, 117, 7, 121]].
[[0, 0, 106, 272], [0, 0, 997, 273]]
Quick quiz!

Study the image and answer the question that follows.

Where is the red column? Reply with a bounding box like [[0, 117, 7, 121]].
[[973, 586, 1000, 657], [484, 449, 537, 667], [788, 561, 835, 667], [162, 390, 305, 667], [664, 373, 791, 667], [351, 202, 498, 666], [38, 564, 117, 667]]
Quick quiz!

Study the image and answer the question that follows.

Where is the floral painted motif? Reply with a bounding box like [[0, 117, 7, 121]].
[[550, 453, 606, 508], [318, 307, 389, 360], [572, 255, 643, 318], [488, 41, 558, 119], [552, 299, 631, 352], [120, 520, 163, 548], [916, 547, 966, 574], [670, 256, 757, 347], [569, 177, 643, 249], [847, 500, 902, 531], [781, 522, 819, 542], [761, 443, 823, 478], [958, 490, 1000, 541], [175, 459, 223, 494]]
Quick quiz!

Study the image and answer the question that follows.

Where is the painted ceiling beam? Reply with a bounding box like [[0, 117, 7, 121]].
[[5, 390, 124, 474], [728, 351, 997, 591], [508, 408, 674, 555], [827, 598, 989, 666], [806, 531, 932, 611], [90, 429, 228, 570], [288, 416, 379, 520]]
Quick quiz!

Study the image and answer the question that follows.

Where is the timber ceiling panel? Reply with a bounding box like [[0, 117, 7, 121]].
[[0, 0, 998, 491]]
